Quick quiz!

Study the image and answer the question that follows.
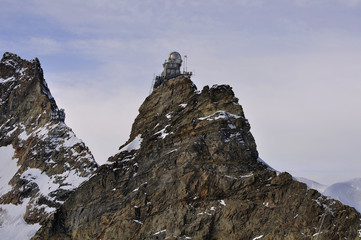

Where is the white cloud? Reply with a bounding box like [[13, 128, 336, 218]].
[[343, 0, 361, 6], [292, 0, 361, 7], [1, 0, 361, 185], [28, 37, 62, 55]]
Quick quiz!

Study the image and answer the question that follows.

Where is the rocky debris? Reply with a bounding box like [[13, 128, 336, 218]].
[[34, 77, 361, 240], [0, 52, 98, 238]]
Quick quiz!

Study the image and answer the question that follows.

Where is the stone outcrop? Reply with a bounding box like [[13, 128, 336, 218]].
[[34, 77, 361, 239], [0, 52, 98, 238]]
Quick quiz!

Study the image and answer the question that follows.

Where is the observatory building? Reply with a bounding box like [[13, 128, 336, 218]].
[[153, 51, 192, 89]]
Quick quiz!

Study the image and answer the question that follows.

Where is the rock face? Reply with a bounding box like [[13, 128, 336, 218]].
[[0, 52, 98, 239], [34, 77, 361, 239]]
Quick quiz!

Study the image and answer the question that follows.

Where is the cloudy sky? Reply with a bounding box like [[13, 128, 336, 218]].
[[1, 0, 360, 185]]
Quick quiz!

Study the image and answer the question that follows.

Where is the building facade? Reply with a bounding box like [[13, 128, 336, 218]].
[[153, 51, 192, 90]]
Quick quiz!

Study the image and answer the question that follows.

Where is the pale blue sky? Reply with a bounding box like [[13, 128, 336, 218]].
[[1, 0, 361, 185]]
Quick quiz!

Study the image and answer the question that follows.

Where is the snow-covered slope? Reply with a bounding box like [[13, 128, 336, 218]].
[[0, 124, 96, 239], [0, 52, 98, 239], [296, 177, 361, 213]]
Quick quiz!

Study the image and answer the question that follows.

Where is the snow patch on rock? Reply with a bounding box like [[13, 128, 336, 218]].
[[0, 76, 16, 83], [120, 134, 143, 152], [198, 110, 241, 121]]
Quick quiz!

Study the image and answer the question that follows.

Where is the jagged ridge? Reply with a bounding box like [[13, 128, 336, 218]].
[[0, 52, 98, 239], [34, 77, 361, 239]]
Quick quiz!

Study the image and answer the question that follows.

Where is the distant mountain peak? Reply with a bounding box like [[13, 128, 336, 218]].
[[323, 178, 361, 213], [0, 52, 97, 239]]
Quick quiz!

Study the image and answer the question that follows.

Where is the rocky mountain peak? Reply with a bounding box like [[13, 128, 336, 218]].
[[114, 77, 267, 176], [0, 53, 97, 239], [0, 52, 57, 130], [34, 76, 361, 239]]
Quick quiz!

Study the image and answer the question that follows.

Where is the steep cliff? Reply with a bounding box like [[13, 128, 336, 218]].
[[0, 52, 98, 239], [34, 77, 361, 239]]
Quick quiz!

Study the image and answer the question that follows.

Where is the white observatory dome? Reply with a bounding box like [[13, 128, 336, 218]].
[[168, 52, 182, 62]]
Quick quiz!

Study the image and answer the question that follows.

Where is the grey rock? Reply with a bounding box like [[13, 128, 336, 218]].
[[34, 77, 361, 239]]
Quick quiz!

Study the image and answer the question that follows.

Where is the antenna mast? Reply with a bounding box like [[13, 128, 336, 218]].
[[183, 57, 185, 73], [184, 55, 188, 73]]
